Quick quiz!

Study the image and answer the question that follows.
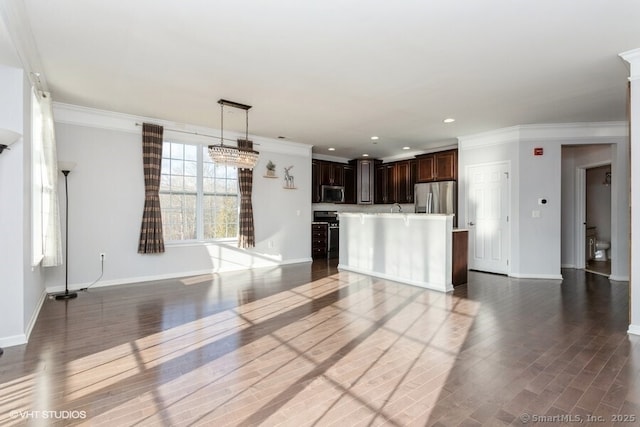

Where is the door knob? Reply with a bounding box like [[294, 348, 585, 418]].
[[469, 221, 475, 226]]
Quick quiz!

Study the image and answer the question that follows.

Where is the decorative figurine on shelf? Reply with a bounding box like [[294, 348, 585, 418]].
[[266, 160, 276, 177], [284, 165, 295, 188]]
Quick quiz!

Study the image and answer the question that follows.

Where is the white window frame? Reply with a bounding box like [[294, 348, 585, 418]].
[[160, 141, 239, 243], [31, 89, 45, 265]]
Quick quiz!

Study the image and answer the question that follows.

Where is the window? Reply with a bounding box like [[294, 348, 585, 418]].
[[32, 89, 44, 265], [31, 88, 62, 267], [160, 142, 239, 241]]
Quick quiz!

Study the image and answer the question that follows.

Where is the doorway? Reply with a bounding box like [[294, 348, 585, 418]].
[[466, 161, 511, 274], [584, 164, 612, 276]]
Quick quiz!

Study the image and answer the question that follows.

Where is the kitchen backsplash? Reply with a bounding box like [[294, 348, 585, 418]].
[[312, 203, 415, 213]]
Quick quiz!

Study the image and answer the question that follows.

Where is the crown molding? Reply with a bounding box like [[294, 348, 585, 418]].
[[0, 0, 47, 90], [458, 126, 521, 149], [620, 48, 640, 80], [53, 102, 312, 157], [312, 153, 352, 163], [458, 122, 628, 149]]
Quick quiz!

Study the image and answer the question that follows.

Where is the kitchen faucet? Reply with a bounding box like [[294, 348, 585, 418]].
[[391, 203, 402, 213]]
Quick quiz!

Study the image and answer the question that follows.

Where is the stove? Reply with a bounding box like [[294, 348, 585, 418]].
[[313, 211, 339, 258], [313, 210, 339, 225]]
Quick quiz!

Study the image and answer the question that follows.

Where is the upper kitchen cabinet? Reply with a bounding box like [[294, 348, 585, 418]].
[[311, 159, 356, 203], [374, 162, 395, 204], [374, 160, 417, 204], [416, 149, 458, 182], [320, 161, 345, 186], [343, 163, 357, 204], [395, 159, 416, 203], [311, 160, 321, 203]]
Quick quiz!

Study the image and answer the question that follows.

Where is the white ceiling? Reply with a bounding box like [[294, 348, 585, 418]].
[[4, 0, 639, 159]]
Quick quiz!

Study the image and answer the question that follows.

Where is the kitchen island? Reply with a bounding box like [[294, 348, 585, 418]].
[[338, 213, 456, 292]]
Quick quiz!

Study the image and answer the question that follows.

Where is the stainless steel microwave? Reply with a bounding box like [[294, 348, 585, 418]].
[[321, 185, 345, 203]]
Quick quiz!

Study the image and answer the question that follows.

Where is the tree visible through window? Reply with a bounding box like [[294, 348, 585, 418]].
[[160, 142, 238, 241]]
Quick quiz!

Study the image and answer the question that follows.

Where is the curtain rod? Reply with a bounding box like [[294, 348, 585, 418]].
[[134, 122, 258, 145]]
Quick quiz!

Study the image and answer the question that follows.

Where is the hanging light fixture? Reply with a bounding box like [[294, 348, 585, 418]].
[[208, 99, 259, 169]]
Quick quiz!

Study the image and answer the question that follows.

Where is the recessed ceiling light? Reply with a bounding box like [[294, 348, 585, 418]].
[[362, 153, 369, 157], [403, 146, 411, 150], [328, 147, 335, 151], [443, 118, 455, 124], [370, 136, 379, 140]]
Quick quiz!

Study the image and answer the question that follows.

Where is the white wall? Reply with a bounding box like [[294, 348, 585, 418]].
[[621, 48, 640, 335], [46, 105, 312, 291], [0, 64, 46, 348], [0, 65, 25, 346], [459, 123, 628, 280], [517, 137, 563, 277]]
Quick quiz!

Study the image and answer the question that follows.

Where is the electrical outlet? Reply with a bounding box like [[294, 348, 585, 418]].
[[99, 252, 106, 261]]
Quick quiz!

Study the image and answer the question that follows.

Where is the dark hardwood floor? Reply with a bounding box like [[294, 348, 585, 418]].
[[0, 261, 638, 426], [585, 260, 612, 277]]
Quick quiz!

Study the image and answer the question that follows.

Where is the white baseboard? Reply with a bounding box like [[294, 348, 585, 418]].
[[0, 290, 47, 349], [337, 264, 453, 293], [509, 273, 564, 280], [628, 324, 640, 336], [609, 275, 629, 282], [0, 333, 27, 349], [561, 264, 576, 269], [24, 290, 47, 342], [46, 258, 314, 293]]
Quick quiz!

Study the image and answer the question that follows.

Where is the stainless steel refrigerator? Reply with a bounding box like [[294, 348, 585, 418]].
[[414, 181, 457, 222]]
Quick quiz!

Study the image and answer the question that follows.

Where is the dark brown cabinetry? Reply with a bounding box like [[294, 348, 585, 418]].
[[312, 149, 455, 204], [395, 159, 416, 204], [311, 159, 355, 203], [311, 223, 328, 258], [343, 163, 356, 204], [417, 155, 435, 182], [352, 159, 375, 204], [311, 160, 321, 203], [416, 149, 458, 182], [452, 230, 468, 286], [320, 162, 344, 186], [374, 160, 416, 204], [374, 163, 394, 204]]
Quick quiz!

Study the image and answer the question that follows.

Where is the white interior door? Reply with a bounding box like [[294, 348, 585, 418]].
[[466, 162, 510, 274]]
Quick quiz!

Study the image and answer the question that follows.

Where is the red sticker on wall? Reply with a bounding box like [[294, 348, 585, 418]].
[[534, 147, 543, 156]]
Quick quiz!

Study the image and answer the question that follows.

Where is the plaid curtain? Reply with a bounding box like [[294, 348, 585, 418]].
[[138, 123, 165, 253], [237, 139, 255, 248]]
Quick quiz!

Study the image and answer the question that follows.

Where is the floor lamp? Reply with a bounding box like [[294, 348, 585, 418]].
[[55, 162, 77, 300]]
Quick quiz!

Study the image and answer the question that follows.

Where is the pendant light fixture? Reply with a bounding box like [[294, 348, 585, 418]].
[[208, 99, 259, 169]]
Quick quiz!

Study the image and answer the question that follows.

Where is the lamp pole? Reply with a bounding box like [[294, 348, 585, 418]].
[[55, 168, 77, 300]]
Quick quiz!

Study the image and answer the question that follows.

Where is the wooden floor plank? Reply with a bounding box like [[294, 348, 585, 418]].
[[0, 262, 637, 426]]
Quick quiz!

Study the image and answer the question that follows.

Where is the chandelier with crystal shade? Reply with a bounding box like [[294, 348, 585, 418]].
[[208, 99, 259, 169]]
